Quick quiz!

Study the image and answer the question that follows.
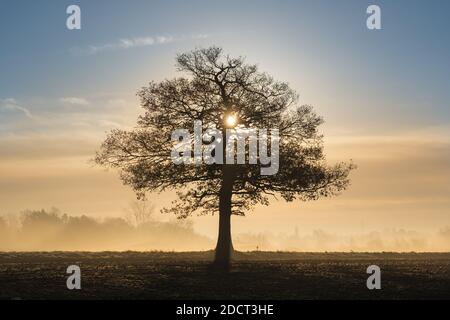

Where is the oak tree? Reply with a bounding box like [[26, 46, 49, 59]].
[[95, 47, 355, 268]]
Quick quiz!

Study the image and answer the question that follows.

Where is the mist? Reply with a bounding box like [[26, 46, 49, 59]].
[[0, 207, 213, 251], [235, 228, 450, 252], [1, 206, 449, 252]]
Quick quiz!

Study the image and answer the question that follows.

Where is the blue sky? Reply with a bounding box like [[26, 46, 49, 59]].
[[1, 0, 449, 132], [1, 0, 450, 244]]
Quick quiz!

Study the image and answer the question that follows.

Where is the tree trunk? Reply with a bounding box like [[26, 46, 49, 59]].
[[213, 165, 236, 269]]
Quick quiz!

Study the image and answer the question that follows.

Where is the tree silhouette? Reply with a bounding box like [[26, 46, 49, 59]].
[[95, 47, 355, 269]]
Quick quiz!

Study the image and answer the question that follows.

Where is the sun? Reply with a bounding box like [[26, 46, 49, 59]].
[[225, 114, 237, 127]]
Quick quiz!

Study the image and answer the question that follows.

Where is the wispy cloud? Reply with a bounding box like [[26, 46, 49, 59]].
[[0, 94, 136, 138], [0, 98, 33, 118], [70, 34, 208, 56], [60, 97, 91, 106]]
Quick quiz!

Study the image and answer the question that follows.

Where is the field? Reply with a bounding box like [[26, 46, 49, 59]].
[[0, 252, 449, 300]]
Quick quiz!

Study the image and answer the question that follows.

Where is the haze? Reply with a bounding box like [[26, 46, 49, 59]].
[[1, 0, 450, 251]]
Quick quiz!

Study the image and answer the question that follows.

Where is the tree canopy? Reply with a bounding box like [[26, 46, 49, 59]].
[[95, 46, 355, 218]]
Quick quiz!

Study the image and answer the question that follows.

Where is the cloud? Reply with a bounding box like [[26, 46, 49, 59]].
[[0, 94, 138, 140], [0, 98, 33, 118], [60, 97, 91, 106], [71, 35, 174, 55], [70, 34, 208, 55]]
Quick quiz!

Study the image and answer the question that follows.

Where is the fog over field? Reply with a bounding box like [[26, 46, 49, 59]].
[[1, 207, 449, 252], [1, 2, 450, 255]]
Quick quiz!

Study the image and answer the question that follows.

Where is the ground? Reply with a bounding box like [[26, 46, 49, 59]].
[[0, 251, 449, 300]]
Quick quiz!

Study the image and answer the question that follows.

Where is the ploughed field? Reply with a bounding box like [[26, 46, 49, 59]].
[[0, 251, 449, 300]]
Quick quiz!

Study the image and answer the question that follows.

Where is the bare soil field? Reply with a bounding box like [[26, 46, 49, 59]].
[[0, 251, 449, 300]]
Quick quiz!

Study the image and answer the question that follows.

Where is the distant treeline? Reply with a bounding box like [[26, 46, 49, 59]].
[[1, 209, 449, 252], [0, 208, 213, 251]]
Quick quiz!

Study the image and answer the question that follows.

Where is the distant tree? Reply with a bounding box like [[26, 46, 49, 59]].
[[95, 47, 355, 269], [125, 200, 155, 227], [0, 216, 6, 229], [0, 216, 7, 237], [20, 208, 65, 231]]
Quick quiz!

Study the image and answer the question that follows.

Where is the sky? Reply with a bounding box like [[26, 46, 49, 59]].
[[1, 0, 450, 250]]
